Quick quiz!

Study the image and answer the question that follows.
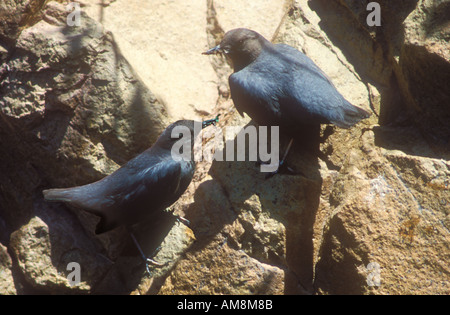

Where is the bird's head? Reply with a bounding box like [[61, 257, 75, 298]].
[[156, 120, 196, 151], [155, 116, 220, 155], [203, 28, 268, 71]]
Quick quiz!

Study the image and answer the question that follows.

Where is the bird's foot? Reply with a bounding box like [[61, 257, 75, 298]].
[[175, 215, 191, 226], [164, 207, 190, 226], [129, 230, 169, 276], [143, 246, 169, 276]]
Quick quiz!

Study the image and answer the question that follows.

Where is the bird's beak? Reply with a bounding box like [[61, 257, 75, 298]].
[[202, 114, 221, 128], [202, 44, 221, 55]]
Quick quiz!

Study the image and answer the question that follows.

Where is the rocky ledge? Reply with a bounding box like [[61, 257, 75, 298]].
[[0, 0, 449, 294]]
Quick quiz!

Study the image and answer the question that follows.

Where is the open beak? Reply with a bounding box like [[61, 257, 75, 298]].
[[202, 44, 221, 55]]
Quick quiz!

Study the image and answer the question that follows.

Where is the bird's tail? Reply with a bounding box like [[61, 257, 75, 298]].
[[43, 186, 109, 233], [42, 188, 76, 203], [334, 102, 371, 129]]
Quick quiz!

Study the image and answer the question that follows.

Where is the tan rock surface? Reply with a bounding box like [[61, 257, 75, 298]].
[[213, 0, 287, 40], [83, 0, 219, 120], [0, 243, 16, 295], [0, 0, 448, 294]]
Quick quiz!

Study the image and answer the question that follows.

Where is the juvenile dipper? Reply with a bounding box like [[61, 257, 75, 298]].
[[43, 116, 219, 273], [204, 28, 370, 177]]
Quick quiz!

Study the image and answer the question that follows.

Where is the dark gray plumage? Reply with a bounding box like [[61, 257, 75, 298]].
[[43, 118, 217, 234], [204, 28, 370, 134], [204, 28, 370, 177], [43, 117, 218, 271]]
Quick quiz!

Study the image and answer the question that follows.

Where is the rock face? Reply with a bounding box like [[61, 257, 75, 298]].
[[0, 0, 449, 294], [0, 1, 170, 294], [83, 0, 220, 121]]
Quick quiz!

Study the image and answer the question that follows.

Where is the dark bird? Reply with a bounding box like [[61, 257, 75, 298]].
[[203, 28, 370, 177], [43, 116, 219, 273]]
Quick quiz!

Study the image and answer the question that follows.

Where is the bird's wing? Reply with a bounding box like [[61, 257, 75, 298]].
[[59, 156, 183, 214], [108, 158, 183, 211], [274, 44, 335, 87], [94, 158, 186, 234], [273, 44, 369, 127], [229, 70, 281, 118], [229, 74, 247, 117], [275, 44, 370, 128]]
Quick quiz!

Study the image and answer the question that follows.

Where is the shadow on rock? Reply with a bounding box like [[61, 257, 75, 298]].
[[184, 120, 323, 294]]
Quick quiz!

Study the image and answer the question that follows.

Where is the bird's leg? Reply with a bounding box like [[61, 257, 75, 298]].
[[128, 230, 167, 276], [280, 138, 294, 166], [264, 138, 297, 179]]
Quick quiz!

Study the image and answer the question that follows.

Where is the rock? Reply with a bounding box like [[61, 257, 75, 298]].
[[0, 1, 168, 230], [94, 217, 197, 295], [133, 220, 197, 295], [0, 243, 17, 295], [0, 1, 169, 294], [83, 0, 219, 120], [159, 0, 449, 295], [315, 131, 450, 294], [1, 0, 449, 295], [275, 0, 371, 115], [400, 0, 450, 142], [159, 237, 285, 295], [212, 0, 286, 40], [0, 0, 47, 43], [306, 0, 394, 87], [9, 214, 107, 293]]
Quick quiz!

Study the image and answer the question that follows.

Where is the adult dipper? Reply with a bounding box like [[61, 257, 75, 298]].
[[43, 116, 219, 274], [203, 28, 370, 177]]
